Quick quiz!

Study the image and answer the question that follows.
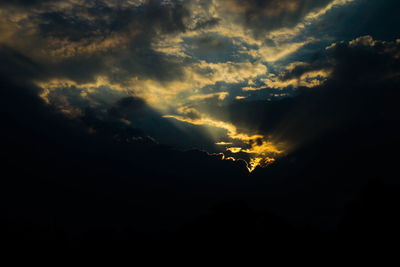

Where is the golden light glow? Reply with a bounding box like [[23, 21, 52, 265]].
[[246, 157, 276, 173], [188, 92, 229, 101], [163, 111, 285, 172], [243, 141, 283, 155], [227, 147, 242, 153], [261, 68, 332, 89], [216, 142, 233, 145]]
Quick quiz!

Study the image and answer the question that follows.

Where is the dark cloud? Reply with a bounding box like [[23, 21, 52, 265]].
[[222, 36, 400, 145], [0, 45, 46, 83], [225, 0, 332, 37], [192, 17, 221, 30], [186, 34, 241, 62], [274, 36, 400, 89], [0, 0, 59, 7], [305, 0, 400, 42], [107, 96, 149, 122], [1, 0, 191, 83], [327, 36, 400, 83], [195, 36, 228, 51]]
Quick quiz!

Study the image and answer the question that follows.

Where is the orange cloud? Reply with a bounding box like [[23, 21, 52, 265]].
[[163, 110, 285, 172]]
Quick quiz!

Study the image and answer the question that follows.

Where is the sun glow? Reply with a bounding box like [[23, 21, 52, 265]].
[[163, 112, 285, 172]]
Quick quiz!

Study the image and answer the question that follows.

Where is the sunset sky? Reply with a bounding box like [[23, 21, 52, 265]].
[[1, 0, 400, 252], [3, 0, 399, 171]]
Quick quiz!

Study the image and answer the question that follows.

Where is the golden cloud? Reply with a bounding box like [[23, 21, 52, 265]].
[[187, 92, 229, 101], [261, 68, 332, 89], [163, 110, 285, 172]]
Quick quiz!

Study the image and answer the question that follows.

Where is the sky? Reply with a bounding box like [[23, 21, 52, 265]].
[[3, 0, 399, 171], [1, 0, 400, 250]]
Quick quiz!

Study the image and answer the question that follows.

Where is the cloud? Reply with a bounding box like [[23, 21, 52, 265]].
[[326, 35, 400, 83], [108, 96, 148, 119], [191, 17, 221, 31], [220, 0, 343, 37], [0, 0, 191, 84], [219, 35, 400, 155], [244, 39, 314, 62], [187, 92, 229, 101], [248, 35, 400, 91], [0, 0, 359, 120], [261, 68, 332, 90], [163, 108, 285, 171], [193, 60, 267, 85]]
